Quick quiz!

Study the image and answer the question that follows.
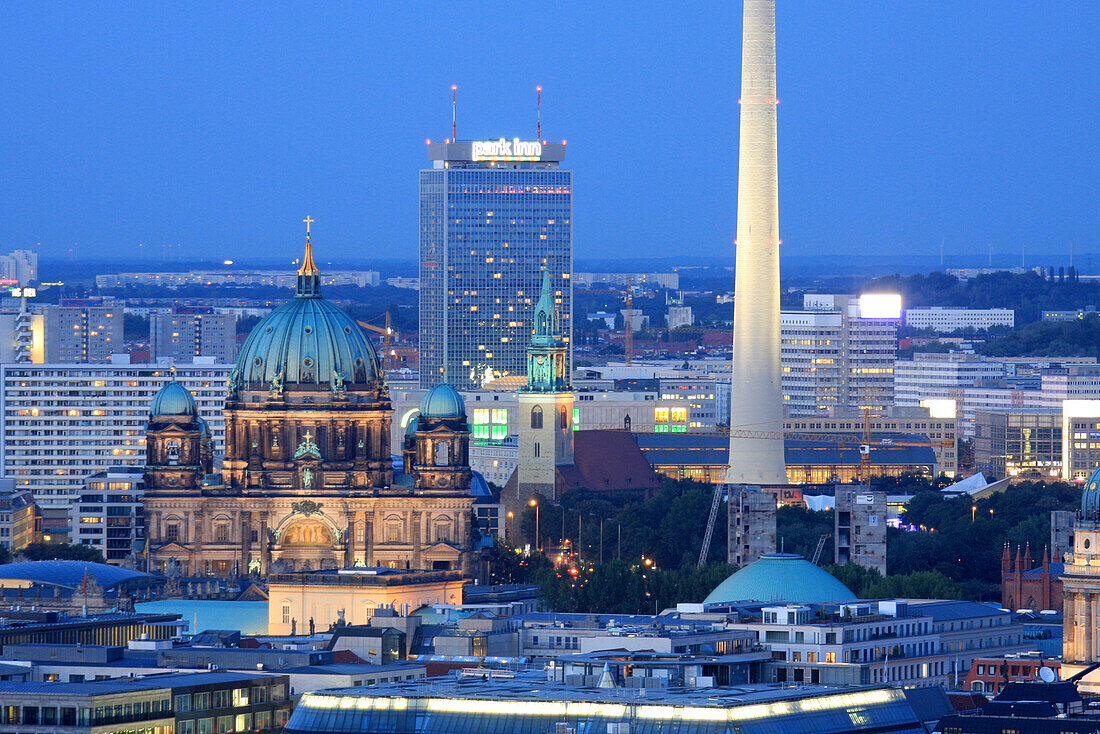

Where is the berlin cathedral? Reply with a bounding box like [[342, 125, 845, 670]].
[[143, 228, 480, 578]]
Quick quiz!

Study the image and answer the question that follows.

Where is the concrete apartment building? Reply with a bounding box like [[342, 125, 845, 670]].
[[0, 361, 230, 530], [151, 307, 236, 363], [43, 303, 123, 363]]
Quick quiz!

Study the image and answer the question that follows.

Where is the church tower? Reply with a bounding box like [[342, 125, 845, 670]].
[[144, 377, 209, 490], [515, 269, 574, 501]]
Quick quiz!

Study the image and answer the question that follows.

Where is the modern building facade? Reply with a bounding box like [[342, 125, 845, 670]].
[[0, 362, 229, 527], [96, 270, 379, 289], [419, 138, 571, 390], [0, 250, 38, 284], [973, 409, 1062, 478], [70, 467, 145, 565], [151, 308, 236, 364], [727, 0, 787, 484], [782, 294, 897, 415], [903, 307, 1015, 332], [43, 303, 123, 363]]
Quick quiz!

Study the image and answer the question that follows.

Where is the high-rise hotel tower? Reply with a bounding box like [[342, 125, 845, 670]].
[[727, 0, 787, 484], [419, 139, 572, 390]]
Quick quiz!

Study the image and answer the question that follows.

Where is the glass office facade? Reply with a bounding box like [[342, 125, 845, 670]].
[[420, 155, 572, 390], [288, 686, 924, 734]]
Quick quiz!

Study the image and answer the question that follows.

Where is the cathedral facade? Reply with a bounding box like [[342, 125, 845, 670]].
[[144, 229, 476, 578]]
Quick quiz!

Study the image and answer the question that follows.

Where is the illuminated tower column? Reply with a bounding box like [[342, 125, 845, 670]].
[[727, 0, 787, 484]]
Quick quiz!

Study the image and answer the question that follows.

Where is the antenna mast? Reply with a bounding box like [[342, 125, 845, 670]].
[[451, 85, 457, 140], [536, 86, 542, 139]]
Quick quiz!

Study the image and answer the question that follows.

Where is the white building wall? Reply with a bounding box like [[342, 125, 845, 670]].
[[0, 363, 230, 514], [903, 307, 1015, 332]]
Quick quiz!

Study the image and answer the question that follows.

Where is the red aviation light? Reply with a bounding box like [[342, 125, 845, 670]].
[[425, 139, 431, 145]]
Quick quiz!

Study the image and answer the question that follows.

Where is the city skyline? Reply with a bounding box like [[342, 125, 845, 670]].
[[1, 2, 1096, 263]]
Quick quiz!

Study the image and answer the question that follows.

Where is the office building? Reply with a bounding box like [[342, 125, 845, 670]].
[[419, 138, 571, 390], [0, 249, 38, 284], [0, 308, 41, 363], [903, 306, 1015, 332], [151, 307, 236, 364], [973, 409, 1062, 478], [834, 488, 886, 575], [784, 407, 957, 477], [0, 362, 230, 526], [43, 302, 123, 363], [893, 353, 1006, 407], [782, 294, 898, 415], [727, 0, 786, 484], [70, 467, 145, 565], [666, 305, 694, 330], [1062, 400, 1100, 481]]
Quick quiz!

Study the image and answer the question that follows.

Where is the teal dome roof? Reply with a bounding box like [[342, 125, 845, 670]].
[[150, 380, 197, 417], [235, 296, 380, 389], [420, 384, 465, 418], [1083, 466, 1100, 520], [703, 553, 857, 605], [405, 415, 420, 437]]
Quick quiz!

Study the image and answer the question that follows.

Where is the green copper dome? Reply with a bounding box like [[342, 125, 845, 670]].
[[1083, 466, 1100, 520], [420, 383, 465, 418], [233, 233, 380, 390], [703, 553, 857, 606], [150, 380, 197, 417]]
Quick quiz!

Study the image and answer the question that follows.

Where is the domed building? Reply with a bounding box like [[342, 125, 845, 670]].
[[144, 226, 476, 578], [703, 553, 857, 606], [1061, 465, 1100, 669]]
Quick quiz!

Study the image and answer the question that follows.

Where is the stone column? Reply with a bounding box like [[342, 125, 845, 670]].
[[1083, 592, 1093, 663], [344, 512, 355, 567], [241, 511, 252, 574], [411, 511, 422, 569], [260, 513, 271, 575], [363, 510, 374, 566]]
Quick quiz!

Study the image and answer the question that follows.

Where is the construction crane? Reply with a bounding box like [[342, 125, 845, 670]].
[[357, 312, 398, 364], [695, 427, 950, 565], [697, 483, 725, 566]]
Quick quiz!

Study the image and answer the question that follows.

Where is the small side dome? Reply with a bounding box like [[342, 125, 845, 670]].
[[420, 383, 465, 418], [150, 380, 197, 418], [703, 553, 857, 606], [1083, 466, 1100, 520], [197, 416, 212, 438]]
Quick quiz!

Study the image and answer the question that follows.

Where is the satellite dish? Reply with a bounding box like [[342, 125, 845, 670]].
[[1039, 666, 1057, 683]]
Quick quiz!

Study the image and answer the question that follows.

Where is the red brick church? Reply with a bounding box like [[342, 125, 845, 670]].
[[1000, 544, 1062, 612]]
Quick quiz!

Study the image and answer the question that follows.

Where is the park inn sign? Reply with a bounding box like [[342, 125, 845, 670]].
[[471, 138, 543, 161]]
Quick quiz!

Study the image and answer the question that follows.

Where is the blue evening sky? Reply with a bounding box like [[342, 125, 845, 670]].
[[1, 2, 1097, 267]]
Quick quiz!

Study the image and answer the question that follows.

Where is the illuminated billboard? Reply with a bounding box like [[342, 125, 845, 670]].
[[859, 293, 902, 319]]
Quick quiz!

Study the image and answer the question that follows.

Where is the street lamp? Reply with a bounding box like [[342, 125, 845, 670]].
[[971, 505, 977, 523], [529, 498, 540, 551], [506, 511, 514, 541]]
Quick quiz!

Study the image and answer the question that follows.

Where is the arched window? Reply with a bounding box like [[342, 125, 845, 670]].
[[166, 440, 180, 465], [531, 405, 543, 429], [560, 405, 568, 429]]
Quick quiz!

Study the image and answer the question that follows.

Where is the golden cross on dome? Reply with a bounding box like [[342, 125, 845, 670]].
[[303, 215, 314, 238], [302, 431, 313, 443]]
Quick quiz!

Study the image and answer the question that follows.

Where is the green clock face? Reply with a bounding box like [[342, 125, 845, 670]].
[[167, 475, 180, 486]]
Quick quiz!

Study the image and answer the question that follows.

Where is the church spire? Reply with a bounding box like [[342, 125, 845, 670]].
[[524, 267, 569, 393], [531, 267, 560, 342], [297, 215, 321, 297]]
